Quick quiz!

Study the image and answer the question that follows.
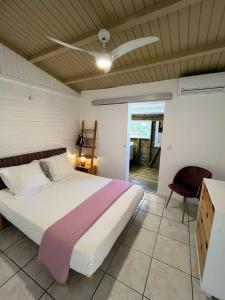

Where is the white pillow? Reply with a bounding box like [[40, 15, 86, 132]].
[[0, 160, 50, 199], [40, 153, 74, 181]]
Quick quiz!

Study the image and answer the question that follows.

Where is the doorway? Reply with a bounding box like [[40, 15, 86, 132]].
[[128, 102, 165, 192]]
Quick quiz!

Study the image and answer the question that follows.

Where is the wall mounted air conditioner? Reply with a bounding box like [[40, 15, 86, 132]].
[[178, 72, 225, 96]]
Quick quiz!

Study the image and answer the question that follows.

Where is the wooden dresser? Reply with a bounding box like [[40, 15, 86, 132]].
[[196, 179, 225, 299]]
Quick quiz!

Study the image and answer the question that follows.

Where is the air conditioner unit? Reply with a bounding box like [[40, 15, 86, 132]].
[[178, 72, 225, 96]]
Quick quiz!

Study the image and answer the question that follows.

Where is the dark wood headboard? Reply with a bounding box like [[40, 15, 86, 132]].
[[0, 148, 66, 190]]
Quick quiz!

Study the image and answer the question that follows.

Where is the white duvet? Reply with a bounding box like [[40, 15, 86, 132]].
[[0, 171, 144, 276]]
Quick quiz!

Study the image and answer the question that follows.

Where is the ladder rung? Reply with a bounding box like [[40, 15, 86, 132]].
[[80, 145, 96, 149]]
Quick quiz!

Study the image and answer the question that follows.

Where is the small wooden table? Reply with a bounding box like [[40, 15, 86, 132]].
[[76, 165, 97, 175]]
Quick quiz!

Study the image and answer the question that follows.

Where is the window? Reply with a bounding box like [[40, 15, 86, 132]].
[[130, 121, 151, 139]]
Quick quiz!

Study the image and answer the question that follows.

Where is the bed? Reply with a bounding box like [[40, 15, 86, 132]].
[[0, 148, 144, 277]]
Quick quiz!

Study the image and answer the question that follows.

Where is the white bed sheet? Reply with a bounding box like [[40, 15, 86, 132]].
[[0, 171, 144, 276]]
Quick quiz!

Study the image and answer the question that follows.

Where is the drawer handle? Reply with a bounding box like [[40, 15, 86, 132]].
[[206, 241, 208, 249], [206, 212, 208, 218], [201, 218, 203, 223]]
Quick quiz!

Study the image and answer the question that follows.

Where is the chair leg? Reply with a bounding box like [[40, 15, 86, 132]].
[[182, 197, 187, 223], [165, 190, 173, 208]]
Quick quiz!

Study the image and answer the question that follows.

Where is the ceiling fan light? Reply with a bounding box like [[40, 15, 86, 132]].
[[96, 58, 112, 72]]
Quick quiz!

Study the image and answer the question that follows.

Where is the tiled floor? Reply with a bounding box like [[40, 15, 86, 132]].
[[129, 166, 159, 192], [0, 192, 210, 300]]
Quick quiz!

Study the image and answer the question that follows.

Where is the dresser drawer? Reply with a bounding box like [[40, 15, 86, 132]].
[[196, 183, 215, 279], [195, 179, 225, 300], [199, 201, 214, 242], [204, 188, 215, 220], [196, 209, 208, 277], [196, 222, 205, 277]]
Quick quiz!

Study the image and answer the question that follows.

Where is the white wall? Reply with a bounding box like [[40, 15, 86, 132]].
[[0, 43, 80, 157], [80, 94, 129, 179], [159, 92, 225, 196], [81, 76, 225, 197], [80, 80, 177, 180]]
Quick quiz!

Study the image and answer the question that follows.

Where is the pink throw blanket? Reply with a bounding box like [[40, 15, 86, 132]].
[[38, 180, 132, 283]]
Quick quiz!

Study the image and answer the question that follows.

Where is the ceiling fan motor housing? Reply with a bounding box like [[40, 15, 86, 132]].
[[98, 29, 111, 45]]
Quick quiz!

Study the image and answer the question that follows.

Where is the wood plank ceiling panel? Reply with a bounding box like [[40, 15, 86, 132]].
[[206, 0, 225, 44], [37, 51, 97, 80], [219, 52, 225, 68], [168, 11, 180, 53], [0, 0, 225, 92], [197, 0, 214, 48], [0, 2, 48, 55], [189, 2, 201, 49], [179, 6, 189, 51], [173, 61, 181, 78]]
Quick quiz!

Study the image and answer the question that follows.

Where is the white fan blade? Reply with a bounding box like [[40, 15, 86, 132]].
[[47, 36, 100, 58], [111, 37, 159, 61]]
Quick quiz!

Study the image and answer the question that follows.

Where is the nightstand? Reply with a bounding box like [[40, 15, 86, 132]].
[[76, 165, 97, 175]]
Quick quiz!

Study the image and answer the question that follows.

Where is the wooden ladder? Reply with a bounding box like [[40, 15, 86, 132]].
[[78, 120, 97, 167]]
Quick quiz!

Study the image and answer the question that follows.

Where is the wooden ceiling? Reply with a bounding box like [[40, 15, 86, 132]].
[[0, 0, 225, 92]]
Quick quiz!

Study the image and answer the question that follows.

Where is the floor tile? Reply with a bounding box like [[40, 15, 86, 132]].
[[140, 199, 164, 216], [48, 269, 103, 300], [23, 257, 54, 290], [153, 234, 191, 274], [144, 193, 166, 205], [129, 167, 159, 193], [191, 247, 200, 279], [190, 229, 196, 247], [0, 270, 44, 300], [189, 220, 197, 232], [100, 242, 120, 272], [40, 293, 54, 300], [0, 226, 24, 250], [188, 203, 199, 222], [92, 274, 142, 300], [0, 252, 19, 287], [133, 210, 161, 233], [163, 199, 188, 223], [144, 259, 192, 300], [116, 225, 130, 243], [122, 224, 156, 256], [192, 277, 210, 300], [4, 237, 38, 267], [159, 218, 189, 244], [107, 245, 151, 293]]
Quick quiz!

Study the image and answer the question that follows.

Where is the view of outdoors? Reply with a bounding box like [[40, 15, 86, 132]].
[[130, 120, 151, 139]]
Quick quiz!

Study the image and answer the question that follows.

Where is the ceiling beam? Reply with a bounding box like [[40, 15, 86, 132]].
[[64, 42, 225, 85], [29, 0, 202, 63]]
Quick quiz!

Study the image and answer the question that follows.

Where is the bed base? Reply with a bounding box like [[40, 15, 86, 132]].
[[59, 281, 68, 286], [0, 214, 5, 230], [58, 273, 94, 286]]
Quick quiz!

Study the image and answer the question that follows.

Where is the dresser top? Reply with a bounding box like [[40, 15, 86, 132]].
[[204, 178, 225, 213]]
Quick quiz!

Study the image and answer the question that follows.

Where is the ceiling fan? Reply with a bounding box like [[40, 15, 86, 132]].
[[48, 29, 159, 73]]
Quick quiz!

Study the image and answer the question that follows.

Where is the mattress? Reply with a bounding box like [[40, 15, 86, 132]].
[[0, 171, 144, 276]]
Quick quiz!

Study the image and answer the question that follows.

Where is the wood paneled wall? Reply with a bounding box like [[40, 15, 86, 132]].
[[0, 44, 80, 157], [0, 43, 77, 97]]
